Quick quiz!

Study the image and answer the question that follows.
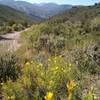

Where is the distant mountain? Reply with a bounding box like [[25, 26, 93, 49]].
[[34, 3, 72, 18], [0, 4, 37, 34], [51, 3, 100, 22], [0, 4, 34, 25], [0, 0, 72, 19]]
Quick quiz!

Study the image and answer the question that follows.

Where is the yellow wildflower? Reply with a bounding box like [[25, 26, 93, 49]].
[[1, 83, 3, 86], [69, 63, 72, 67], [67, 80, 77, 100], [67, 80, 77, 93], [54, 57, 57, 63], [41, 72, 44, 76], [37, 65, 39, 68], [61, 68, 64, 71], [59, 55, 62, 58], [7, 96, 10, 100], [54, 60, 57, 63], [25, 62, 30, 66], [45, 92, 53, 100], [94, 95, 97, 99], [63, 69, 66, 73], [53, 70, 57, 75], [54, 57, 57, 60], [30, 61, 34, 64], [55, 66, 58, 70], [49, 80, 54, 86], [39, 63, 43, 67], [48, 58, 51, 62], [11, 95, 15, 100], [68, 67, 71, 72]]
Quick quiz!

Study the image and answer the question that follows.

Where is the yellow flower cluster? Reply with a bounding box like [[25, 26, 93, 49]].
[[67, 80, 77, 100], [67, 80, 77, 93], [7, 95, 15, 100], [25, 62, 30, 66], [45, 92, 53, 100], [39, 63, 43, 67], [0, 82, 4, 86]]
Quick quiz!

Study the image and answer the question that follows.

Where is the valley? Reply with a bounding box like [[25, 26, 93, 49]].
[[0, 0, 72, 19]]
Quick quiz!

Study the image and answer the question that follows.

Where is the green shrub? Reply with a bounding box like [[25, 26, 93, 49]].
[[5, 26, 12, 33], [0, 26, 12, 34], [17, 24, 25, 31], [0, 53, 20, 82], [90, 17, 100, 31], [12, 24, 19, 31]]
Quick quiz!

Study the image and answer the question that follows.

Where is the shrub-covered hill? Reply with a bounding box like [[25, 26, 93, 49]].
[[49, 3, 100, 23], [21, 3, 100, 58], [20, 3, 100, 75], [0, 4, 34, 24], [0, 4, 34, 34], [17, 3, 100, 99]]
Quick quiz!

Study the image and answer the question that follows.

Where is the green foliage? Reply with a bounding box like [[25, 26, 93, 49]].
[[21, 3, 100, 75], [0, 57, 81, 99], [0, 26, 12, 34], [0, 3, 100, 100], [84, 87, 98, 100], [90, 17, 100, 31], [0, 22, 27, 35], [0, 53, 19, 82], [0, 4, 33, 35]]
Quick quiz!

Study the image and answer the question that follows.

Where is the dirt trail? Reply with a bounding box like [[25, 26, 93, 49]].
[[0, 29, 27, 51]]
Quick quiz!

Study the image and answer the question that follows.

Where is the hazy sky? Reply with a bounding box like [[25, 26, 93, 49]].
[[17, 0, 100, 5]]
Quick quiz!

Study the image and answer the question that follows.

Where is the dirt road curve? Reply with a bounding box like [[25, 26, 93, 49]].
[[0, 29, 27, 51]]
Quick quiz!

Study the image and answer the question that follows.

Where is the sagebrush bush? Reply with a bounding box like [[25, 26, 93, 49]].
[[0, 53, 20, 82]]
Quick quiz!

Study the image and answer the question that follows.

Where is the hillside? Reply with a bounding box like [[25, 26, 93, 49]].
[[49, 3, 100, 23], [18, 3, 100, 99], [22, 3, 100, 55], [0, 2, 100, 100], [0, 4, 34, 34], [0, 4, 33, 24], [0, 0, 72, 19]]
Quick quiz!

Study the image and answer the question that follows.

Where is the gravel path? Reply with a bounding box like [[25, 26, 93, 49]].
[[0, 29, 27, 51]]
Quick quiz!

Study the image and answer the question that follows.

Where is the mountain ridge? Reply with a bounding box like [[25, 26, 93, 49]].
[[0, 0, 72, 19], [0, 4, 32, 23], [0, 4, 35, 34]]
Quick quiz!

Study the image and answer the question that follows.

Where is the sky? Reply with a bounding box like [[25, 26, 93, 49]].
[[17, 0, 100, 5]]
